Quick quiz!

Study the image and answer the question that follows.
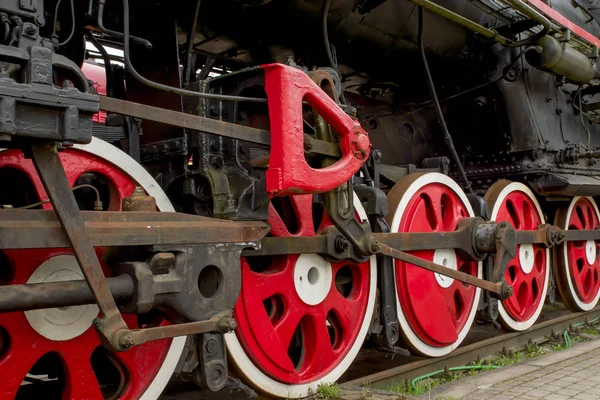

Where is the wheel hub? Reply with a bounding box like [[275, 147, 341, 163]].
[[586, 240, 597, 265], [518, 244, 535, 274], [293, 254, 333, 306], [433, 249, 458, 288], [25, 255, 99, 341]]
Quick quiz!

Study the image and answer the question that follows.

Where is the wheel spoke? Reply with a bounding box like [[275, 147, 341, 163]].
[[289, 195, 316, 237], [327, 291, 363, 335], [302, 314, 336, 375], [273, 308, 305, 353], [62, 351, 104, 399], [0, 345, 44, 398], [242, 266, 295, 302]]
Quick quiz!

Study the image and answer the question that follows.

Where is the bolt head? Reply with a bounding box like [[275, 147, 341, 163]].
[[119, 333, 136, 349]]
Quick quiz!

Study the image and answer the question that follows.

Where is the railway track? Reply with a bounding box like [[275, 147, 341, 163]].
[[342, 306, 600, 391]]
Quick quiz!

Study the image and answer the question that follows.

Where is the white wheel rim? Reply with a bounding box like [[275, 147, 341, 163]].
[[560, 196, 600, 311], [224, 192, 377, 398], [489, 182, 549, 331], [389, 173, 482, 357], [72, 137, 186, 399]]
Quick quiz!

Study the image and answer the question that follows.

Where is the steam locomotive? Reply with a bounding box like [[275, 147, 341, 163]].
[[0, 0, 600, 399]]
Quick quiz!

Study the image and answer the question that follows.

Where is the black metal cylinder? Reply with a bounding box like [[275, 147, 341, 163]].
[[0, 274, 134, 312]]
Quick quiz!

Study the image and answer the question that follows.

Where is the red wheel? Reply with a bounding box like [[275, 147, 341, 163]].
[[386, 173, 482, 357], [0, 138, 184, 400], [225, 193, 376, 398], [555, 196, 600, 311], [486, 181, 549, 331]]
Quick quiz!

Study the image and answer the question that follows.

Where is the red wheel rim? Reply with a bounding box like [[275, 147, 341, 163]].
[[233, 194, 373, 384], [489, 184, 547, 327], [388, 174, 480, 355], [565, 197, 600, 303], [0, 149, 172, 399]]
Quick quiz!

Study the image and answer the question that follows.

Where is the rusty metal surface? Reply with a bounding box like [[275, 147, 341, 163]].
[[123, 310, 235, 349], [99, 96, 341, 158], [375, 242, 509, 297], [30, 142, 130, 350], [122, 186, 157, 211], [0, 210, 269, 249], [0, 274, 134, 313]]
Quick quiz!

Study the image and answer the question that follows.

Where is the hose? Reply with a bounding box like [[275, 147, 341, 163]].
[[418, 6, 473, 194], [562, 316, 600, 349], [411, 365, 500, 390], [121, 0, 266, 103]]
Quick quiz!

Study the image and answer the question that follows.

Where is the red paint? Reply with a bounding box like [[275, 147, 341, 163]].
[[234, 195, 371, 383], [262, 64, 370, 197], [494, 191, 546, 322], [82, 62, 107, 124], [528, 0, 600, 47], [393, 183, 478, 347], [566, 197, 600, 303], [0, 149, 171, 399]]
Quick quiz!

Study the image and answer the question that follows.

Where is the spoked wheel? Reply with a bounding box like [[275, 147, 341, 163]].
[[0, 138, 185, 399], [225, 193, 377, 398], [386, 173, 482, 357], [486, 181, 549, 331], [555, 196, 600, 311]]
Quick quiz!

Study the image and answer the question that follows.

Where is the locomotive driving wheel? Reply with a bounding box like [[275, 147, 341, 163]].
[[0, 138, 185, 399], [225, 193, 377, 398], [386, 172, 482, 357], [486, 181, 549, 331], [555, 196, 600, 311]]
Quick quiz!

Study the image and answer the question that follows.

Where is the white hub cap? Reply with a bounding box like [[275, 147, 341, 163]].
[[586, 240, 597, 265], [519, 244, 535, 274], [294, 253, 333, 305], [25, 256, 99, 341], [434, 249, 458, 288]]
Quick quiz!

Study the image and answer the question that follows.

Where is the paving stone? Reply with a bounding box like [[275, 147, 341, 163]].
[[574, 393, 599, 400], [541, 384, 563, 392], [544, 394, 570, 400], [555, 387, 582, 396], [524, 388, 551, 397]]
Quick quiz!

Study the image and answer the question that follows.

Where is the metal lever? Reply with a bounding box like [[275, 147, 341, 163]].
[[30, 142, 131, 351], [373, 241, 514, 300]]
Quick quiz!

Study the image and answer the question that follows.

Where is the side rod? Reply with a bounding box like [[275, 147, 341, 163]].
[[374, 241, 512, 299]]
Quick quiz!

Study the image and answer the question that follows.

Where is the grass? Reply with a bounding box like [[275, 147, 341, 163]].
[[579, 326, 600, 335], [384, 342, 547, 397], [315, 383, 341, 399]]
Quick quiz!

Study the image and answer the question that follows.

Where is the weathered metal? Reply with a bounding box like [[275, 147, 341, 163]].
[[99, 95, 341, 158], [120, 310, 235, 349], [0, 274, 134, 313], [30, 142, 129, 351], [374, 241, 512, 299], [122, 186, 157, 211], [0, 209, 269, 249]]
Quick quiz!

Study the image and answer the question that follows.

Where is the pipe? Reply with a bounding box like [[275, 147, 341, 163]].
[[0, 274, 134, 313], [408, 0, 551, 48], [418, 7, 473, 194], [121, 0, 267, 103], [183, 0, 202, 86], [97, 0, 153, 49], [87, 33, 114, 97]]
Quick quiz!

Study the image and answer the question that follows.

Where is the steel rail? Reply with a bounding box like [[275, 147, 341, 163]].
[[343, 307, 600, 389]]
